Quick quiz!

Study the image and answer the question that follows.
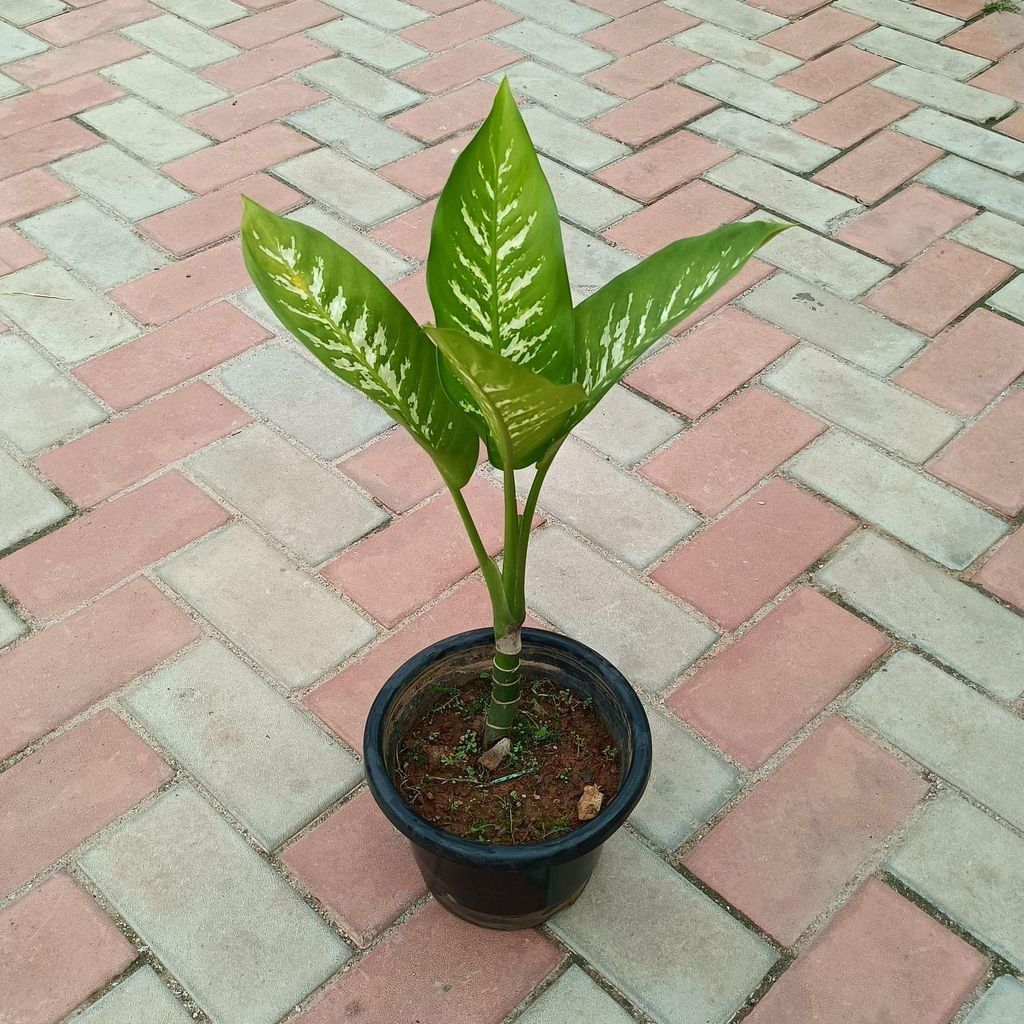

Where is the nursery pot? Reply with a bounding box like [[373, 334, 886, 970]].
[[363, 627, 652, 930]]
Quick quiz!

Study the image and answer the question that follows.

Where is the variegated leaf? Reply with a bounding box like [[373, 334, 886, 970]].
[[424, 326, 585, 470], [426, 79, 574, 388], [241, 198, 478, 489], [569, 221, 788, 429]]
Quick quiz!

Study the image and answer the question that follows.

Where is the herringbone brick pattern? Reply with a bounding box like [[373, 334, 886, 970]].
[[1, 0, 1023, 1021]]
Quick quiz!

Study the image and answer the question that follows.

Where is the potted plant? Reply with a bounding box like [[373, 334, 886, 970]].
[[241, 80, 784, 930]]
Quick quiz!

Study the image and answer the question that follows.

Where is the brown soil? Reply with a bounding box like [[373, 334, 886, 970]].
[[394, 672, 621, 844]]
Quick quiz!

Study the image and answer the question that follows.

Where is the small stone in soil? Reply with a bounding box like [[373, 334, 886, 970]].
[[578, 784, 604, 822], [478, 737, 511, 772]]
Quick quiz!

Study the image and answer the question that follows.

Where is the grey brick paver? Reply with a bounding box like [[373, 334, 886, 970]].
[[0, 262, 140, 362], [764, 346, 959, 462], [921, 156, 1024, 224], [80, 99, 212, 165], [964, 978, 1024, 1024], [78, 786, 351, 1024], [539, 156, 640, 231], [550, 830, 777, 1024], [514, 965, 633, 1024], [786, 430, 1007, 569], [834, 0, 962, 40], [286, 99, 423, 167], [158, 523, 376, 690], [692, 108, 839, 173], [19, 198, 168, 290], [496, 62, 620, 119], [0, 603, 25, 649], [311, 18, 428, 71], [0, 333, 105, 454], [292, 205, 413, 281], [496, 0, 609, 33], [683, 63, 818, 124], [854, 26, 991, 80], [668, 0, 786, 37], [706, 154, 863, 233], [675, 24, 801, 80], [887, 793, 1024, 970], [849, 651, 1024, 829], [817, 531, 1024, 699], [123, 14, 240, 69], [562, 223, 638, 299], [123, 640, 363, 850], [631, 708, 740, 851], [988, 275, 1024, 323], [100, 54, 230, 115], [187, 423, 388, 563], [520, 438, 699, 568], [493, 21, 613, 75], [152, 0, 248, 29], [569, 383, 681, 465], [522, 106, 630, 172], [219, 344, 393, 458], [749, 215, 890, 298], [53, 145, 190, 221], [953, 213, 1024, 268], [322, 0, 429, 30], [69, 966, 192, 1024], [275, 148, 417, 225], [0, 450, 68, 552], [300, 56, 421, 115], [0, 20, 47, 60], [874, 65, 1015, 124], [894, 109, 1024, 175], [0, 1, 64, 28], [527, 527, 718, 692]]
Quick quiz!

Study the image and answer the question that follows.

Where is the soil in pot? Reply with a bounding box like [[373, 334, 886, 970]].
[[394, 669, 621, 845]]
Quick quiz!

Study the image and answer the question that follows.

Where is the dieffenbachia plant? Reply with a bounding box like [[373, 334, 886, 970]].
[[241, 80, 786, 747]]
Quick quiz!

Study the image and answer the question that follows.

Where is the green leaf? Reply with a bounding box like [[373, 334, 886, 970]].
[[569, 220, 788, 428], [241, 198, 478, 489], [424, 325, 585, 470], [426, 79, 574, 388]]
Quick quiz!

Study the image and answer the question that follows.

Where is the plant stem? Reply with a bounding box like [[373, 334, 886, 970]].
[[484, 626, 521, 746], [512, 440, 562, 620], [445, 481, 512, 635]]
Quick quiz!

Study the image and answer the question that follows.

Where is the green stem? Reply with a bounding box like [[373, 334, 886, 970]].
[[445, 482, 512, 636], [484, 628, 521, 746], [501, 459, 520, 608], [511, 440, 562, 620]]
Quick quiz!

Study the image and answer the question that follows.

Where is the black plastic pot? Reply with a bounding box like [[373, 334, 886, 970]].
[[363, 627, 652, 930]]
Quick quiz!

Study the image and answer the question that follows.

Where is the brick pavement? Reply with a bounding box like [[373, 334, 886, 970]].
[[0, 0, 1023, 1021]]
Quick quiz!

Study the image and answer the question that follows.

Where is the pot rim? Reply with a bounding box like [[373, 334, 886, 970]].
[[363, 626, 652, 869]]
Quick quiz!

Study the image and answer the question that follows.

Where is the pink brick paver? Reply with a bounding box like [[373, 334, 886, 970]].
[[0, 579, 199, 760], [652, 477, 856, 629], [0, 120, 99, 180], [683, 718, 928, 944], [137, 173, 304, 255], [776, 45, 895, 103], [761, 8, 874, 59], [591, 83, 718, 146], [928, 389, 1024, 515], [585, 42, 707, 98], [745, 880, 988, 1024], [792, 84, 916, 148], [835, 183, 976, 264], [595, 131, 733, 203], [669, 586, 891, 767], [2, 3, 1023, 1020], [73, 303, 270, 410], [35, 382, 252, 506], [0, 472, 229, 619], [974, 526, 1024, 611], [894, 309, 1024, 416], [322, 476, 506, 627], [627, 307, 797, 418], [0, 710, 171, 897], [0, 875, 136, 1024], [865, 240, 1013, 336], [639, 388, 825, 515], [282, 789, 426, 946], [294, 900, 563, 1024], [812, 130, 942, 204]]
